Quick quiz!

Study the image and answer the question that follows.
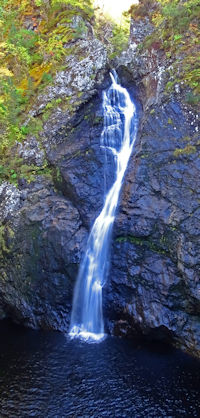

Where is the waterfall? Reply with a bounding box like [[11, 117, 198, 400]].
[[69, 71, 137, 341]]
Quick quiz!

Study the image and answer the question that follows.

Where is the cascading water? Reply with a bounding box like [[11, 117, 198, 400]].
[[69, 71, 137, 341]]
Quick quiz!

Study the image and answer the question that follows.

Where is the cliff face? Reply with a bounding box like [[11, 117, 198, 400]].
[[104, 5, 200, 357], [0, 32, 108, 330], [107, 83, 200, 356], [0, 1, 200, 356]]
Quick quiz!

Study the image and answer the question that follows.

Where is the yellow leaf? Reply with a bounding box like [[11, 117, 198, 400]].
[[17, 78, 28, 93], [0, 42, 8, 50], [0, 68, 13, 77], [29, 63, 52, 86]]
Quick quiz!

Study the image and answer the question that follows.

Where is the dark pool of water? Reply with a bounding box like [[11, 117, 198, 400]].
[[0, 321, 200, 417]]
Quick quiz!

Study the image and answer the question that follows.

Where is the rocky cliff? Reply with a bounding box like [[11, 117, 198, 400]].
[[105, 1, 200, 357], [0, 0, 199, 357]]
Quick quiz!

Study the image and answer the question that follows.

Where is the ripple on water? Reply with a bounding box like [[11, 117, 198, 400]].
[[0, 321, 200, 417]]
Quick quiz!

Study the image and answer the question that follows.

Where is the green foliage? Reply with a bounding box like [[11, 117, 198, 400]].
[[73, 18, 88, 39], [0, 157, 52, 185], [185, 92, 200, 105], [54, 166, 62, 183], [94, 7, 130, 60], [45, 97, 62, 110], [108, 14, 130, 59], [129, 0, 158, 20], [130, 0, 200, 103], [51, 0, 93, 19], [0, 0, 94, 184]]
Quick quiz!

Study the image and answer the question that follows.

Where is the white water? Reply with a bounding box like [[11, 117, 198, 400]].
[[69, 71, 137, 341]]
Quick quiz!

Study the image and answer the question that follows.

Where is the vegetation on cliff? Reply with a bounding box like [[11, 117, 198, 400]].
[[0, 0, 93, 183], [129, 0, 200, 104], [94, 8, 130, 60], [0, 0, 199, 185]]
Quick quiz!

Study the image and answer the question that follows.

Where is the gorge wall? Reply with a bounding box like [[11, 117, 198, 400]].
[[0, 1, 199, 357]]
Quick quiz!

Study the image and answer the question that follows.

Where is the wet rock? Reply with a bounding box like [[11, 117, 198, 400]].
[[0, 179, 88, 330], [0, 79, 111, 330], [104, 95, 200, 357]]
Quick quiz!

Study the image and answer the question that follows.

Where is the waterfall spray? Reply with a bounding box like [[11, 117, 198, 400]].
[[69, 71, 137, 341]]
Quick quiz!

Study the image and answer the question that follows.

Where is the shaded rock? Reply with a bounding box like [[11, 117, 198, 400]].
[[104, 92, 200, 357], [0, 179, 88, 330], [0, 76, 113, 330]]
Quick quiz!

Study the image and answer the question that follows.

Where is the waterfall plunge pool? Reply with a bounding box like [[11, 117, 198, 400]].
[[0, 320, 200, 417]]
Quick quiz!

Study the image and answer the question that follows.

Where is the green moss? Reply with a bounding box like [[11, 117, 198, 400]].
[[141, 153, 149, 159], [41, 98, 65, 121], [77, 91, 83, 98], [42, 110, 51, 122], [0, 225, 14, 256], [45, 98, 62, 110], [116, 235, 168, 255], [0, 226, 8, 255], [83, 113, 103, 125], [85, 149, 93, 156], [173, 144, 197, 157], [54, 167, 62, 183], [182, 136, 191, 142], [93, 116, 103, 125], [185, 92, 200, 106], [170, 226, 177, 231]]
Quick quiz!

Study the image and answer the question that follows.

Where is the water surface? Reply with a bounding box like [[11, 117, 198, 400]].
[[0, 321, 200, 417]]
